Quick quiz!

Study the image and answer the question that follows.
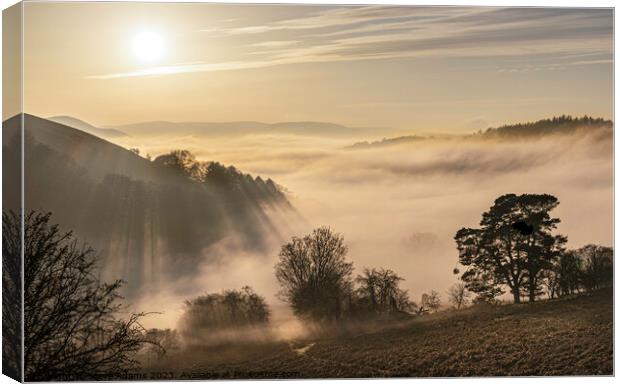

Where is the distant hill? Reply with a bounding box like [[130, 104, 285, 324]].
[[347, 116, 613, 149], [3, 114, 295, 297], [347, 135, 428, 149], [48, 115, 127, 139], [107, 120, 388, 138], [480, 115, 612, 138]]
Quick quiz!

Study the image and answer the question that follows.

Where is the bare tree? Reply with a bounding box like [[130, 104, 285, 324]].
[[447, 283, 470, 310], [144, 329, 180, 358], [275, 227, 353, 321], [542, 250, 582, 299], [414, 291, 442, 315], [578, 245, 613, 291], [5, 211, 157, 381], [356, 268, 412, 315], [3, 211, 22, 379]]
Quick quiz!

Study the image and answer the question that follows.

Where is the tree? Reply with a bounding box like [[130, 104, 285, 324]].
[[153, 149, 197, 176], [274, 227, 353, 322], [455, 194, 567, 303], [4, 211, 157, 381], [413, 291, 441, 314], [457, 264, 504, 304], [543, 250, 582, 298], [152, 150, 286, 203], [143, 329, 180, 360], [179, 286, 270, 337], [355, 268, 412, 315], [3, 211, 22, 379], [578, 245, 613, 291], [447, 283, 471, 310]]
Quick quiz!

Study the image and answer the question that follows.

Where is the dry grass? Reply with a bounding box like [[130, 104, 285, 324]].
[[143, 288, 612, 378]]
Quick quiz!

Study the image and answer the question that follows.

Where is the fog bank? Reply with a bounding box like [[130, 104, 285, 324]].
[[120, 129, 612, 330]]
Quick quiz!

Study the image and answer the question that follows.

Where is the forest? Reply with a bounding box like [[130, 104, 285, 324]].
[[3, 191, 612, 380]]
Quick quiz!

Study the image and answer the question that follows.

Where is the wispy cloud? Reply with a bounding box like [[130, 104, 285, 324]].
[[216, 6, 429, 35], [87, 60, 285, 79], [250, 40, 300, 48], [88, 6, 612, 80]]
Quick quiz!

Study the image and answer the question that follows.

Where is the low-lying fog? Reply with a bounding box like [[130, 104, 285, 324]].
[[112, 128, 612, 332]]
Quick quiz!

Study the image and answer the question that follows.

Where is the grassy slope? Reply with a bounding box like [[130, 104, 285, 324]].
[[149, 288, 612, 378]]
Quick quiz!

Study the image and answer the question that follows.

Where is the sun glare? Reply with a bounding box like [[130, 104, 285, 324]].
[[131, 31, 165, 62]]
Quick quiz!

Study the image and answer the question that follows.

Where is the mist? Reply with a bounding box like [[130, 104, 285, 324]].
[[114, 126, 612, 332]]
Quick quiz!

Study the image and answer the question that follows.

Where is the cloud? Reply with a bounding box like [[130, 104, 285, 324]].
[[250, 40, 300, 48], [87, 60, 284, 79], [216, 6, 424, 35], [88, 6, 612, 79]]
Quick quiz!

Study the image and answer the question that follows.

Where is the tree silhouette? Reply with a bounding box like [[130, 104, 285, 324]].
[[153, 150, 197, 176], [447, 283, 470, 310], [3, 211, 22, 380], [355, 268, 411, 315], [355, 268, 380, 313], [414, 291, 441, 314], [179, 286, 270, 341], [455, 194, 566, 303], [153, 150, 287, 203], [275, 227, 353, 322], [4, 211, 157, 381], [143, 328, 180, 359], [483, 115, 612, 138], [577, 245, 613, 291], [543, 250, 582, 298]]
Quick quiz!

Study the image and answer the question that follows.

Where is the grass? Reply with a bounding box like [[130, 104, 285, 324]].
[[143, 288, 613, 378]]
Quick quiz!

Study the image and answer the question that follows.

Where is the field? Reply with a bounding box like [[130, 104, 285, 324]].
[[142, 288, 613, 379]]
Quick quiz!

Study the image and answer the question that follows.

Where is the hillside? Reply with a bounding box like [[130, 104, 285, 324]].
[[347, 135, 428, 149], [3, 114, 296, 296], [144, 288, 612, 378], [346, 115, 612, 149], [480, 115, 612, 138], [49, 115, 127, 138], [106, 120, 387, 138]]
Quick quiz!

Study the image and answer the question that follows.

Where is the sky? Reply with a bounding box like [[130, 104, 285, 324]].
[[16, 3, 614, 132], [5, 2, 613, 326]]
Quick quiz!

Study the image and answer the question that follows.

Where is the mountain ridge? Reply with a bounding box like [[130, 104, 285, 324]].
[[3, 114, 297, 297], [104, 119, 388, 138], [347, 115, 613, 149], [49, 115, 128, 138]]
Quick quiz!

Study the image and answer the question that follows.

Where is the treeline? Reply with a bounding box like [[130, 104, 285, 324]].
[[544, 245, 613, 299], [151, 149, 287, 204], [347, 135, 427, 149], [480, 115, 612, 138], [174, 227, 451, 341], [174, 228, 420, 341]]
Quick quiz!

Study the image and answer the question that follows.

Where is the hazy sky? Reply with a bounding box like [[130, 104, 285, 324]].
[[20, 3, 613, 131]]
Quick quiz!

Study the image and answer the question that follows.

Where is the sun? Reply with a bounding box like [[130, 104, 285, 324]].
[[131, 31, 165, 62]]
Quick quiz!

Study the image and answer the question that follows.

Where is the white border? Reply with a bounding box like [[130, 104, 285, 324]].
[[0, 1, 616, 384]]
